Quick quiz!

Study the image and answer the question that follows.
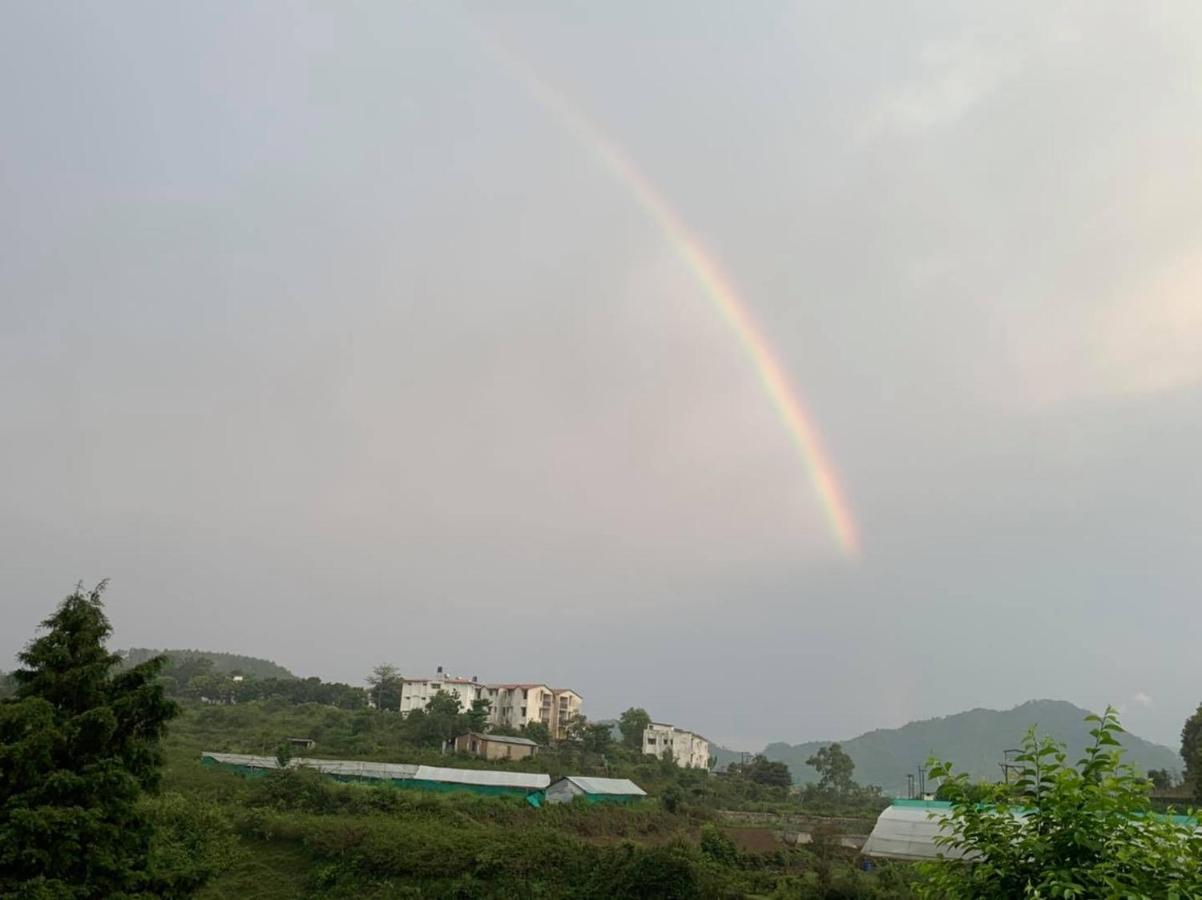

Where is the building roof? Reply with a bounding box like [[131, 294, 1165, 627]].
[[201, 752, 422, 780], [303, 759, 419, 780], [461, 732, 539, 747], [203, 752, 280, 769], [201, 752, 548, 788], [554, 776, 646, 796], [414, 765, 550, 789], [646, 722, 711, 743], [487, 683, 551, 691], [402, 676, 479, 685]]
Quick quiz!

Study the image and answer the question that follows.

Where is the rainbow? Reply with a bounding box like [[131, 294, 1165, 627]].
[[477, 35, 860, 556]]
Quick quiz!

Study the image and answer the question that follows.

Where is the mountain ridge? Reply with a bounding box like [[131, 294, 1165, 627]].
[[713, 700, 1180, 795]]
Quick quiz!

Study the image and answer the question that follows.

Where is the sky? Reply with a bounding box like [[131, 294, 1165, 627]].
[[2, 1, 1201, 752]]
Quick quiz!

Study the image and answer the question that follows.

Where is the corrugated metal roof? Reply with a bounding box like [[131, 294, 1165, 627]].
[[559, 776, 646, 796], [202, 752, 280, 769], [414, 765, 550, 789], [299, 758, 419, 780], [201, 752, 548, 789], [462, 732, 539, 747]]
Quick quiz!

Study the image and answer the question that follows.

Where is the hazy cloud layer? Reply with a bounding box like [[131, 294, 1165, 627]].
[[2, 1, 1200, 750]]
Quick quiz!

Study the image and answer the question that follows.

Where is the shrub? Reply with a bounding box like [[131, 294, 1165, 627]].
[[918, 707, 1202, 898]]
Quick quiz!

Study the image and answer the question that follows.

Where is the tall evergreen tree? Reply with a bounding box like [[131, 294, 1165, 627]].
[[0, 582, 178, 898]]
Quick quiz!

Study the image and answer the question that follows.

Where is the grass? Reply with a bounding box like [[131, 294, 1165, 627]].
[[197, 840, 315, 900]]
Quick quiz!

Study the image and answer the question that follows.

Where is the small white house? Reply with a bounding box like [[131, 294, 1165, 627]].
[[545, 776, 646, 805]]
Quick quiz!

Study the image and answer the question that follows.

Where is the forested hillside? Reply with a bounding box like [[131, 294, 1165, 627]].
[[764, 699, 1181, 794], [122, 648, 295, 680]]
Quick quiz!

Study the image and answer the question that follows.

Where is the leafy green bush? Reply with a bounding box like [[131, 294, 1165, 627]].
[[142, 792, 240, 897], [918, 707, 1202, 898]]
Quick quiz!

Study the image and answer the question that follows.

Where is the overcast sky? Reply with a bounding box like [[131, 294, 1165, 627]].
[[3, 1, 1201, 751]]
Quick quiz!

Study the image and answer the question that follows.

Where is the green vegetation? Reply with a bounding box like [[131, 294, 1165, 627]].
[[619, 707, 652, 749], [920, 707, 1202, 897], [165, 758, 911, 899], [10, 586, 1202, 897], [726, 755, 793, 789], [364, 663, 402, 711], [764, 699, 1183, 794], [152, 655, 365, 710], [0, 583, 183, 897], [124, 648, 295, 681], [1183, 701, 1202, 803]]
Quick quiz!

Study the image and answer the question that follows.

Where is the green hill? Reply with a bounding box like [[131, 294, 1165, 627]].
[[763, 699, 1182, 796], [121, 647, 295, 680]]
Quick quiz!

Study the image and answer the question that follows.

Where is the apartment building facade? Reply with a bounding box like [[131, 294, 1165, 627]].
[[397, 674, 484, 715], [642, 722, 711, 769], [395, 671, 582, 740]]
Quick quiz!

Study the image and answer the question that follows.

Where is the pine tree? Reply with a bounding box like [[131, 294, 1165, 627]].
[[0, 582, 178, 898]]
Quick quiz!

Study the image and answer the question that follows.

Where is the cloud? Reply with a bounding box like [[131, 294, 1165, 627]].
[[1095, 249, 1202, 397], [862, 36, 1017, 139], [1009, 246, 1202, 408]]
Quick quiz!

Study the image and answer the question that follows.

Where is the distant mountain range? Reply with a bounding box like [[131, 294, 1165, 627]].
[[121, 648, 296, 681], [712, 700, 1182, 796]]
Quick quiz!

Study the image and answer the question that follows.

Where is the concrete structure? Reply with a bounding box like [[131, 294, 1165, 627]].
[[396, 671, 582, 740], [453, 731, 540, 761], [398, 673, 485, 715], [642, 722, 710, 769], [486, 684, 582, 739], [545, 776, 646, 805]]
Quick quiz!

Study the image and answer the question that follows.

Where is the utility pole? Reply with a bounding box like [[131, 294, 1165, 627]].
[[999, 748, 1023, 786], [906, 773, 915, 800]]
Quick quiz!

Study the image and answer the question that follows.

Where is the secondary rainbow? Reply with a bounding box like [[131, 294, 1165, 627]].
[[479, 35, 860, 556]]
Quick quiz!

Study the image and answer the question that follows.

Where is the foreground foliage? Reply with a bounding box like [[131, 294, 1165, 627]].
[[0, 583, 178, 898], [919, 707, 1202, 899]]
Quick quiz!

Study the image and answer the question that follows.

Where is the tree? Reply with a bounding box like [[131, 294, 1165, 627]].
[[730, 754, 792, 788], [1147, 767, 1175, 791], [807, 743, 855, 794], [465, 697, 491, 733], [408, 689, 463, 747], [366, 663, 402, 711], [1182, 702, 1202, 803], [0, 582, 179, 897], [566, 716, 612, 754], [918, 707, 1202, 898], [618, 707, 652, 749], [522, 721, 551, 745], [583, 722, 613, 755]]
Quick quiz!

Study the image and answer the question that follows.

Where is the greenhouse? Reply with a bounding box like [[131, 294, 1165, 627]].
[[200, 752, 549, 799]]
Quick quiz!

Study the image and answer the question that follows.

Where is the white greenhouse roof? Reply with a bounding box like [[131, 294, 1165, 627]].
[[414, 765, 550, 789], [202, 752, 280, 768], [862, 803, 980, 861], [558, 776, 646, 796], [301, 759, 419, 780], [202, 752, 548, 789], [471, 733, 539, 747]]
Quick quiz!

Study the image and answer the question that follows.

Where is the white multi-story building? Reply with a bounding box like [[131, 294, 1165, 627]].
[[485, 684, 582, 740], [397, 674, 485, 715], [642, 722, 711, 769], [394, 670, 582, 740]]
